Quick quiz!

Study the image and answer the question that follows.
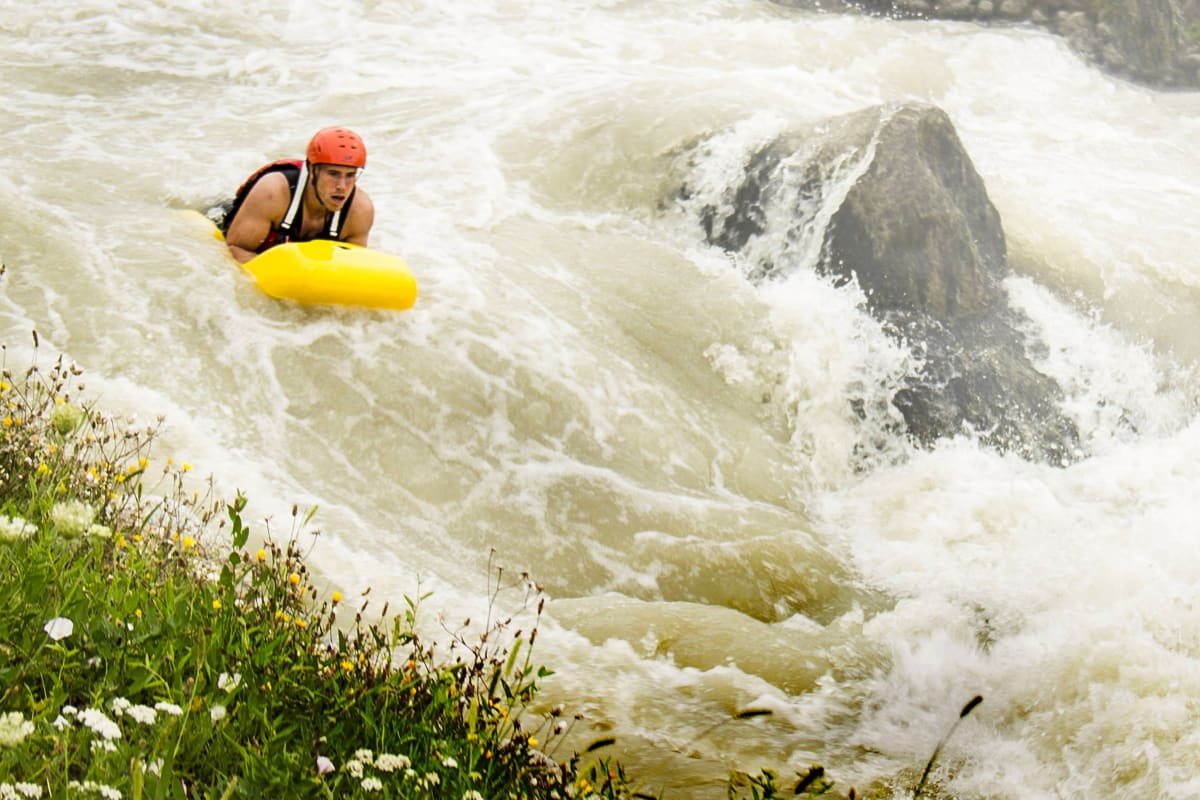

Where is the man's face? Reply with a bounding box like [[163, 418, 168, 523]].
[[314, 164, 360, 209]]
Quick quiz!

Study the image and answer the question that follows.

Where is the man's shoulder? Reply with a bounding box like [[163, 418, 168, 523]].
[[353, 186, 374, 208], [244, 170, 293, 209]]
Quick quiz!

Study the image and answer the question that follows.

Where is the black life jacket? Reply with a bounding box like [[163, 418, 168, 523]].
[[220, 159, 356, 253]]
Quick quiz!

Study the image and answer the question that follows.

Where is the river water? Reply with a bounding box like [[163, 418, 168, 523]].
[[3, 1, 1200, 797]]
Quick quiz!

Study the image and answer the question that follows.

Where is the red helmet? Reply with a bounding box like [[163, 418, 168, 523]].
[[306, 127, 367, 168]]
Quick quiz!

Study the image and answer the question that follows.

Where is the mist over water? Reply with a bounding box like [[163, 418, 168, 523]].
[[3, 1, 1200, 797]]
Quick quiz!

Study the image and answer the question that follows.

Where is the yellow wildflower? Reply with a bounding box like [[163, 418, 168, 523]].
[[36, 464, 49, 476], [288, 573, 300, 586], [182, 463, 192, 472], [212, 600, 222, 610], [341, 660, 354, 672], [331, 591, 342, 604], [256, 549, 266, 562], [183, 536, 195, 549], [295, 618, 308, 629]]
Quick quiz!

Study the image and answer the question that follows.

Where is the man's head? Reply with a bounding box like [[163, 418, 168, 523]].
[[306, 127, 367, 168], [306, 127, 366, 212]]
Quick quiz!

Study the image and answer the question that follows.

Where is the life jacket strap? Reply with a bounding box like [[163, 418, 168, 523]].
[[280, 162, 307, 233]]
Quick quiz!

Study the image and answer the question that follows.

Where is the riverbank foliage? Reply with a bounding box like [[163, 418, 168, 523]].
[[0, 342, 652, 799]]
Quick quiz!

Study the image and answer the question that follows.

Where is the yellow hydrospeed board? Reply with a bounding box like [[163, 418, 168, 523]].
[[243, 240, 418, 312], [199, 211, 417, 311]]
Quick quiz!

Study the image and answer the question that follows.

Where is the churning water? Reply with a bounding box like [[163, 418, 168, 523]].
[[2, 1, 1200, 797]]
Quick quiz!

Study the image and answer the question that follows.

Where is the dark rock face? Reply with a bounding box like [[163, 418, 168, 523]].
[[824, 106, 1007, 320], [771, 0, 1200, 90], [694, 103, 1081, 464]]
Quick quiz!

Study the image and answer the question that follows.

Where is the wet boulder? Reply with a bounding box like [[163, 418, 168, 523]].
[[696, 103, 1081, 464]]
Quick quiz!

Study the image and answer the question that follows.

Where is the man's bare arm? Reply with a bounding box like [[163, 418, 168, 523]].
[[224, 173, 289, 263]]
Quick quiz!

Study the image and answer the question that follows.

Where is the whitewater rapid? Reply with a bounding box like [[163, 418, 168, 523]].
[[2, 1, 1200, 797]]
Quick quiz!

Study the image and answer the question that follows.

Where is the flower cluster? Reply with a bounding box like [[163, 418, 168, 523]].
[[0, 711, 34, 747], [49, 499, 95, 537], [331, 748, 458, 793], [66, 781, 121, 800], [0, 514, 36, 541]]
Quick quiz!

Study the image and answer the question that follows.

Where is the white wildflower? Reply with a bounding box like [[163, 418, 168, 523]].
[[90, 739, 117, 753], [78, 708, 121, 740], [463, 792, 484, 800], [68, 781, 121, 800], [43, 616, 73, 641], [111, 698, 131, 716], [217, 672, 241, 693], [52, 715, 72, 731], [0, 711, 34, 747], [353, 748, 374, 763], [125, 705, 156, 726], [144, 758, 163, 776], [85, 523, 112, 539], [347, 760, 364, 778], [441, 756, 458, 769], [423, 773, 440, 788], [0, 515, 37, 541], [0, 783, 43, 799], [49, 500, 94, 537], [360, 777, 383, 792], [375, 753, 411, 772], [316, 756, 335, 775], [209, 705, 226, 722], [154, 702, 183, 717]]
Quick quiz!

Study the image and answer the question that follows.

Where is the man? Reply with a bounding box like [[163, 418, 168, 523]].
[[221, 127, 376, 264]]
